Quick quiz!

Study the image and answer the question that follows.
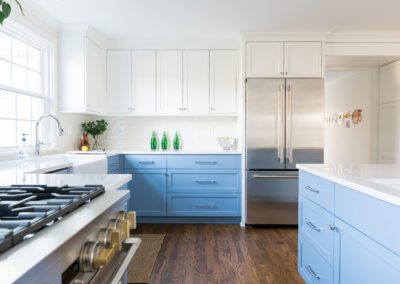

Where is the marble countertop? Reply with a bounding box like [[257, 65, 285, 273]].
[[93, 150, 243, 157], [297, 164, 400, 207]]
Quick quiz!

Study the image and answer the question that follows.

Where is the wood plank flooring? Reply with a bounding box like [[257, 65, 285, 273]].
[[134, 224, 304, 284]]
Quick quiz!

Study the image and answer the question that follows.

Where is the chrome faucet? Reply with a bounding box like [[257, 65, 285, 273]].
[[35, 114, 64, 156]]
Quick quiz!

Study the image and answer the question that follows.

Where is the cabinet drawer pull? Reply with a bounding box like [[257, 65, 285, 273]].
[[329, 224, 338, 231], [194, 161, 217, 165], [138, 161, 155, 164], [305, 265, 320, 280], [194, 180, 217, 184], [306, 221, 321, 232], [194, 203, 216, 208], [305, 185, 319, 193]]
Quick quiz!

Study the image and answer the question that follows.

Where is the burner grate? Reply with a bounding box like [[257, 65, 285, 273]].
[[0, 184, 105, 253]]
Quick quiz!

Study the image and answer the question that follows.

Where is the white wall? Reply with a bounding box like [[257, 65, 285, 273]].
[[103, 116, 239, 151], [325, 68, 379, 164]]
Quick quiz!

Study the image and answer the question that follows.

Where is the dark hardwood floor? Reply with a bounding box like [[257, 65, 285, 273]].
[[135, 224, 304, 284]]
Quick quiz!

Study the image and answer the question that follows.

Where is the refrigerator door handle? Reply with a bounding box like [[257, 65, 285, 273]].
[[286, 84, 293, 163], [277, 84, 285, 163]]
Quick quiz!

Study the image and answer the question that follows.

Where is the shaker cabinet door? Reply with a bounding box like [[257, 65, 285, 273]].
[[246, 42, 284, 78], [85, 37, 103, 113], [183, 50, 210, 114], [106, 50, 132, 114], [156, 50, 183, 113], [284, 42, 322, 78], [210, 50, 237, 114]]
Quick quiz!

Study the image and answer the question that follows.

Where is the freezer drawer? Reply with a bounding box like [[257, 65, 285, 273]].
[[246, 171, 298, 225]]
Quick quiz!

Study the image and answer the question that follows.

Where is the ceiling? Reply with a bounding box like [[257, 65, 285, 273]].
[[27, 0, 400, 39]]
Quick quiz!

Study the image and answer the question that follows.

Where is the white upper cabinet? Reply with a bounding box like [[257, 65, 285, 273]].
[[380, 60, 400, 104], [183, 50, 210, 114], [58, 28, 105, 114], [132, 50, 156, 113], [106, 50, 132, 114], [284, 42, 322, 78], [85, 38, 102, 113], [157, 51, 183, 113], [246, 42, 284, 78], [210, 50, 237, 114], [245, 41, 323, 78]]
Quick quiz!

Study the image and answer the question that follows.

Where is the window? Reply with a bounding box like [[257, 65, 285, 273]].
[[0, 28, 50, 149]]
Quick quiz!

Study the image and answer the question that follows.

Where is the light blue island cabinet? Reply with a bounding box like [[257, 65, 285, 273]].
[[108, 154, 242, 223], [298, 169, 400, 284]]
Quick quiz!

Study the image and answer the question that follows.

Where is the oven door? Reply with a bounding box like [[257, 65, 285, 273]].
[[67, 238, 141, 284]]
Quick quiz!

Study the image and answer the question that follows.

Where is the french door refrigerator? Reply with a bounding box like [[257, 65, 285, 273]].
[[246, 78, 324, 225]]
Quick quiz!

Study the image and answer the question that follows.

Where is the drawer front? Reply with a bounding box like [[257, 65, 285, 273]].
[[167, 170, 241, 193], [299, 196, 335, 266], [107, 155, 120, 173], [167, 193, 241, 216], [124, 155, 167, 169], [167, 155, 241, 169], [299, 236, 334, 284], [335, 184, 400, 256], [299, 171, 334, 212]]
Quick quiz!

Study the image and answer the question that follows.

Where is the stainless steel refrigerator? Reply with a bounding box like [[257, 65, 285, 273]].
[[246, 79, 324, 225]]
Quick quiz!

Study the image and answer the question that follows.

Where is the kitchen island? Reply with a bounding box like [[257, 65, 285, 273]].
[[297, 164, 400, 284]]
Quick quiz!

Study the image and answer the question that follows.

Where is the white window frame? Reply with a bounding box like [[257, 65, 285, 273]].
[[0, 19, 57, 155]]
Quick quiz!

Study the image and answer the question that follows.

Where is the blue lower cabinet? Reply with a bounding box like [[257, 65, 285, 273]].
[[107, 155, 120, 173], [167, 193, 241, 217], [336, 218, 400, 284], [298, 236, 334, 284], [128, 170, 167, 216], [167, 169, 241, 193]]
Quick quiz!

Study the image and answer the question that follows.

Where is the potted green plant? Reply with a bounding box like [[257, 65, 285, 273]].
[[81, 119, 108, 150], [0, 1, 24, 25]]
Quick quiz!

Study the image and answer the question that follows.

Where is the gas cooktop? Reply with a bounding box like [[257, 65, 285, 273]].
[[0, 184, 105, 254]]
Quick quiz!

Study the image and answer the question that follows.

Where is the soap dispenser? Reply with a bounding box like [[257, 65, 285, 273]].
[[18, 133, 29, 159]]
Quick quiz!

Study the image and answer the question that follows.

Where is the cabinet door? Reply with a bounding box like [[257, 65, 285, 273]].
[[210, 50, 237, 114], [129, 171, 167, 216], [380, 60, 400, 103], [284, 42, 322, 78], [132, 50, 156, 113], [183, 50, 209, 114], [85, 37, 102, 113], [156, 50, 183, 113], [106, 50, 132, 114], [336, 218, 400, 284], [379, 102, 400, 163], [246, 42, 284, 78]]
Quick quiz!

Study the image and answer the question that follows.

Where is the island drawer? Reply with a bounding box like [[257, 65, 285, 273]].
[[167, 155, 241, 169], [335, 184, 400, 256], [167, 193, 241, 216], [299, 171, 334, 212], [299, 196, 335, 266], [299, 236, 334, 284], [124, 155, 166, 169], [167, 170, 241, 193]]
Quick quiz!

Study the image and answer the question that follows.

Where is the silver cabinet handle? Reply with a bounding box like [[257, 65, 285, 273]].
[[305, 265, 320, 280], [195, 180, 217, 184], [306, 221, 321, 232], [195, 161, 217, 164], [138, 161, 155, 164], [194, 203, 216, 208], [252, 174, 297, 179], [210, 107, 215, 111], [305, 185, 319, 193], [329, 224, 338, 231]]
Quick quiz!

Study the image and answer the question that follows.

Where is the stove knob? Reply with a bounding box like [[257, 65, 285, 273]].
[[97, 228, 121, 251], [107, 218, 129, 240], [79, 241, 116, 272], [117, 211, 137, 230]]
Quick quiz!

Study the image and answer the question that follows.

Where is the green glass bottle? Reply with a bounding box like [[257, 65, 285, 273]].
[[150, 131, 158, 151], [173, 131, 180, 151], [161, 131, 169, 151]]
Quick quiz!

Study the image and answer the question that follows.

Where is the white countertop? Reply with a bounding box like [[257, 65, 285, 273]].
[[99, 150, 242, 157], [297, 164, 400, 207]]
